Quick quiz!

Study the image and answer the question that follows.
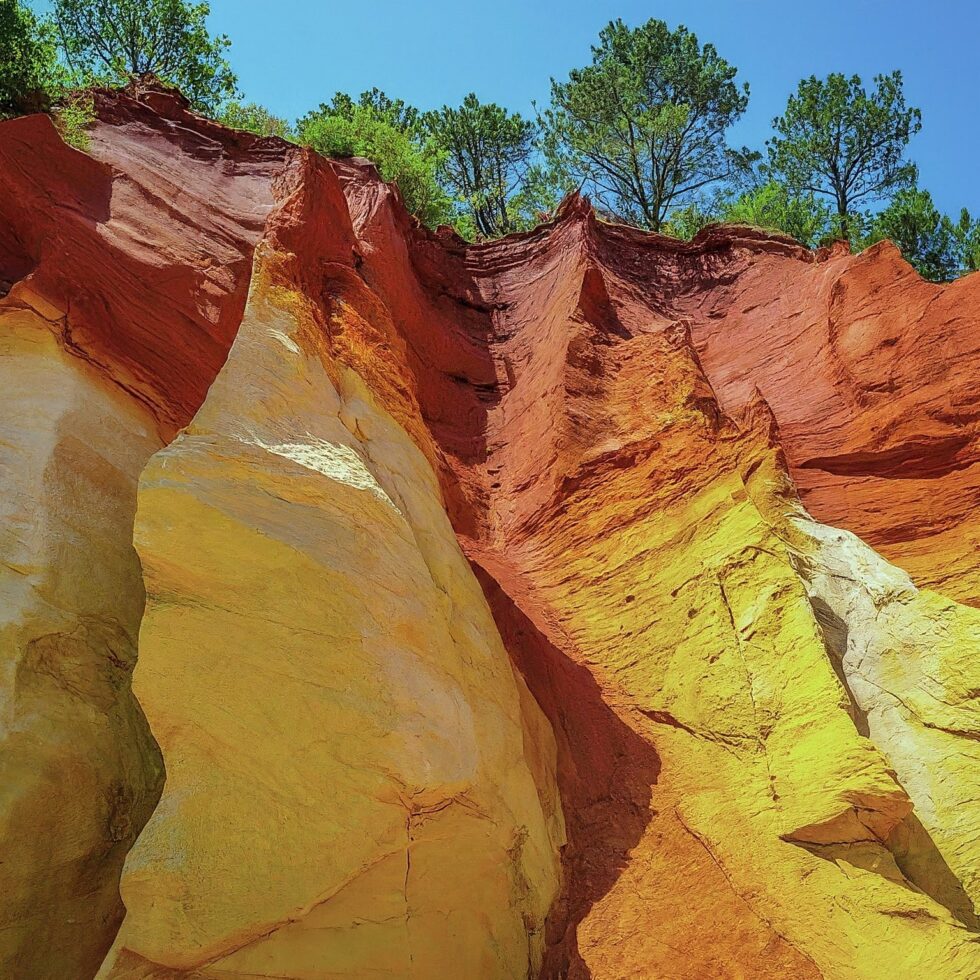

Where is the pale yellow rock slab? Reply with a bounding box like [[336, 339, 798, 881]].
[[0, 305, 163, 977], [102, 266, 563, 978]]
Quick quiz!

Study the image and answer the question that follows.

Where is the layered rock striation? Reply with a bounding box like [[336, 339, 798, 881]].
[[1, 88, 978, 979], [100, 145, 563, 980]]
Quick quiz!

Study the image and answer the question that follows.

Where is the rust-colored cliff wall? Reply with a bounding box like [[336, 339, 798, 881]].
[[1, 90, 978, 979], [687, 235, 980, 607], [339, 182, 980, 977]]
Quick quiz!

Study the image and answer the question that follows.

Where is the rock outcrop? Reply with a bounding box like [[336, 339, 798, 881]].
[[0, 88, 978, 979], [99, 149, 563, 979], [690, 237, 980, 606], [0, 94, 285, 977]]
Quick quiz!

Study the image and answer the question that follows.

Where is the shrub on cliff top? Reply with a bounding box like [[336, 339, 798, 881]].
[[218, 100, 293, 140], [660, 200, 717, 240], [720, 181, 833, 248], [52, 88, 96, 150], [297, 94, 452, 230]]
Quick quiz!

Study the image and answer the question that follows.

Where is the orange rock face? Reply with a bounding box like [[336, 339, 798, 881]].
[[0, 88, 287, 434], [1, 89, 978, 979], [688, 238, 980, 606], [341, 193, 980, 976]]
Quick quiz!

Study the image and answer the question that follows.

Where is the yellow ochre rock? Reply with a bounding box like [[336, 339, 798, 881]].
[[1, 89, 979, 980], [0, 292, 163, 978], [449, 263, 980, 978], [98, 246, 564, 979]]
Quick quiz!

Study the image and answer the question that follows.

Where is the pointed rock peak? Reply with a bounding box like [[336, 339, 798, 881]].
[[576, 263, 629, 340], [742, 386, 783, 445], [556, 190, 594, 222]]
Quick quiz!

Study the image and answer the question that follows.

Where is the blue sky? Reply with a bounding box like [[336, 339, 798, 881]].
[[40, 0, 980, 215]]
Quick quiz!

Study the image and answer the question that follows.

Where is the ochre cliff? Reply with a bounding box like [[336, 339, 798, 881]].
[[100, 147, 563, 979], [0, 88, 978, 980], [0, 92, 285, 976]]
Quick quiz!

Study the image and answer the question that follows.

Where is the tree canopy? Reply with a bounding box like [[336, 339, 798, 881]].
[[767, 71, 921, 241], [953, 209, 980, 275], [540, 18, 750, 230], [0, 0, 60, 116], [323, 88, 423, 136], [862, 188, 980, 282], [51, 0, 237, 113], [424, 94, 539, 237]]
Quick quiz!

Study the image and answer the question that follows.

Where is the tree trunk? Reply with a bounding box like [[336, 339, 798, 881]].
[[837, 192, 850, 242]]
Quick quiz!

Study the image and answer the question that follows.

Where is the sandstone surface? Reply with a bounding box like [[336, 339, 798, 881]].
[[689, 238, 980, 606], [0, 88, 978, 979], [100, 151, 563, 979], [344, 199, 980, 978], [0, 93, 284, 977]]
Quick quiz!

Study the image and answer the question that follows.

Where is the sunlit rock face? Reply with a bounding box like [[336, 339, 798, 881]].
[[366, 207, 979, 978], [100, 159, 563, 979], [1, 87, 978, 980], [0, 95, 284, 978], [690, 238, 980, 607]]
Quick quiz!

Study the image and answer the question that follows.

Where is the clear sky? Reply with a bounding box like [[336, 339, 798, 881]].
[[51, 0, 980, 216]]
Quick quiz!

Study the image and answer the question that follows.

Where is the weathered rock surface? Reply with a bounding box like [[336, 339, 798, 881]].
[[0, 93, 285, 977], [689, 238, 980, 606], [99, 152, 563, 979], [0, 295, 162, 977], [0, 88, 978, 980], [345, 200, 978, 978]]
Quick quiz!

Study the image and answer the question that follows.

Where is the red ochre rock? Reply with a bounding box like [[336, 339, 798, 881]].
[[1, 89, 978, 979], [686, 235, 980, 606], [0, 87, 288, 435]]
